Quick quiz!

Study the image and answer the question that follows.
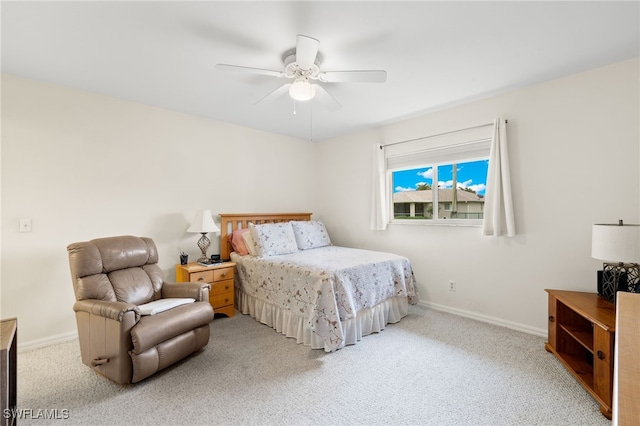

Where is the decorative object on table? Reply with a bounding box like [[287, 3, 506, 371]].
[[592, 219, 640, 303], [210, 254, 221, 263], [187, 210, 220, 263], [179, 252, 188, 265]]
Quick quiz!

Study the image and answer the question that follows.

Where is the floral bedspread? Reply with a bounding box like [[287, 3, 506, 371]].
[[233, 246, 419, 351]]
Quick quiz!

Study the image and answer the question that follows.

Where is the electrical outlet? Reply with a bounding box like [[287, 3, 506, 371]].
[[449, 280, 456, 292], [19, 218, 32, 233]]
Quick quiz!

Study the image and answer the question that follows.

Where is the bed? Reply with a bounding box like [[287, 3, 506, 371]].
[[220, 213, 419, 352]]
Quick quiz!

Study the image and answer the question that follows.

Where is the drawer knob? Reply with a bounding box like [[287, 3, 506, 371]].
[[597, 350, 605, 360], [548, 316, 555, 322], [198, 277, 204, 281], [225, 285, 229, 290], [221, 272, 227, 277]]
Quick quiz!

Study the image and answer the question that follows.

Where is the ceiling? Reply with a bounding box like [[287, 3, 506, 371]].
[[2, 1, 639, 141]]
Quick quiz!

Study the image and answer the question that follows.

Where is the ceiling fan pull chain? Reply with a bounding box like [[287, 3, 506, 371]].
[[309, 99, 314, 142]]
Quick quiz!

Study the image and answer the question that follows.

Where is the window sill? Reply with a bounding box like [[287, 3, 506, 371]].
[[390, 219, 483, 227]]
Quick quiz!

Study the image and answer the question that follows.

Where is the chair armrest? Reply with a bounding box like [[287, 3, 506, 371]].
[[73, 299, 140, 322], [162, 282, 210, 301]]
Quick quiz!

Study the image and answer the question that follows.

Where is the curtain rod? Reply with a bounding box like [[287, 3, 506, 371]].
[[380, 120, 507, 149]]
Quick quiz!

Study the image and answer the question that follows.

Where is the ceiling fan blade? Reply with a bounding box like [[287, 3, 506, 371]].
[[318, 70, 387, 83], [255, 84, 291, 105], [295, 35, 320, 70], [313, 85, 342, 111], [216, 64, 285, 78]]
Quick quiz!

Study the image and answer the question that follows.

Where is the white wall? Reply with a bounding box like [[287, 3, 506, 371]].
[[316, 58, 640, 335], [1, 74, 317, 346]]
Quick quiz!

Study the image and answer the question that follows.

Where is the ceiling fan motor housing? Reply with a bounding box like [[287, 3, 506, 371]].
[[283, 51, 321, 79]]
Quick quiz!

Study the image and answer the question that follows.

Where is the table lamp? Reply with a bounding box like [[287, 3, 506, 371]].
[[591, 219, 640, 303], [187, 210, 220, 263]]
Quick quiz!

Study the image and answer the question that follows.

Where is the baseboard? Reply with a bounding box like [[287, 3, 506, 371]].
[[19, 330, 78, 351], [418, 300, 547, 338]]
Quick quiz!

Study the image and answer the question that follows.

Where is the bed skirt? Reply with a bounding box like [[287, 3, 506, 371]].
[[235, 288, 409, 352]]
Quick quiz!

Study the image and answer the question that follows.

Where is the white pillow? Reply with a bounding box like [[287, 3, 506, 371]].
[[291, 221, 332, 250], [137, 298, 195, 316], [241, 230, 258, 256], [249, 222, 299, 257]]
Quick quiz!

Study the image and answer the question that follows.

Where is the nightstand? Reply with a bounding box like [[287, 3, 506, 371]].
[[175, 262, 235, 317]]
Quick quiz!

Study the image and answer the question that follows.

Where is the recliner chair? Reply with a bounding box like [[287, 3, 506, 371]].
[[67, 235, 215, 384]]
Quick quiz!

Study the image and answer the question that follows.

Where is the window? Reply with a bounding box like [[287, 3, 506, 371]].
[[384, 124, 493, 225], [391, 159, 488, 223]]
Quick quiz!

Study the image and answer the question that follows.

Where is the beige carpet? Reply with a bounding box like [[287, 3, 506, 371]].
[[16, 305, 609, 426]]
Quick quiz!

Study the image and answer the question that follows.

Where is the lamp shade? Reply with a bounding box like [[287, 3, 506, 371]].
[[592, 221, 640, 263], [187, 210, 220, 234]]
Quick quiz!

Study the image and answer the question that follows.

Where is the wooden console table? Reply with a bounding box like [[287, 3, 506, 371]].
[[1, 318, 17, 426], [544, 290, 615, 419]]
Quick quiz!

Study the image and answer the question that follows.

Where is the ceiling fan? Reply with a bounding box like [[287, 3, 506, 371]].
[[215, 34, 387, 110]]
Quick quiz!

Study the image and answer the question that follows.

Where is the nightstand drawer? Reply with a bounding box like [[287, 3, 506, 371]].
[[214, 268, 234, 282], [210, 291, 234, 309], [190, 270, 214, 283], [210, 279, 234, 296]]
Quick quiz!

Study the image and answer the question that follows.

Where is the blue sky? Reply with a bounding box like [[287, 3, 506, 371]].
[[393, 160, 489, 195]]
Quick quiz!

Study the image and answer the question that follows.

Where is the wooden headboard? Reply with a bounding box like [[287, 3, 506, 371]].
[[219, 213, 312, 260]]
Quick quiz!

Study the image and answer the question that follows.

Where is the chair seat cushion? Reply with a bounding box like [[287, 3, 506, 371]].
[[130, 301, 214, 354], [138, 298, 195, 316]]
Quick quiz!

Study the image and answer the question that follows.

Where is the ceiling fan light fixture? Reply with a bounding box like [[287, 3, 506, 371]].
[[289, 77, 316, 101]]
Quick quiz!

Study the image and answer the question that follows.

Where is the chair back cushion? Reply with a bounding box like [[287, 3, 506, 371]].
[[68, 235, 164, 305]]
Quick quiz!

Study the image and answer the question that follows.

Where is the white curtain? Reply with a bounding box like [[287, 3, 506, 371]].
[[370, 143, 389, 230], [482, 118, 516, 237]]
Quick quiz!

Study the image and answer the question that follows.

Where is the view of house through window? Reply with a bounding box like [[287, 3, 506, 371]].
[[392, 159, 489, 221]]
